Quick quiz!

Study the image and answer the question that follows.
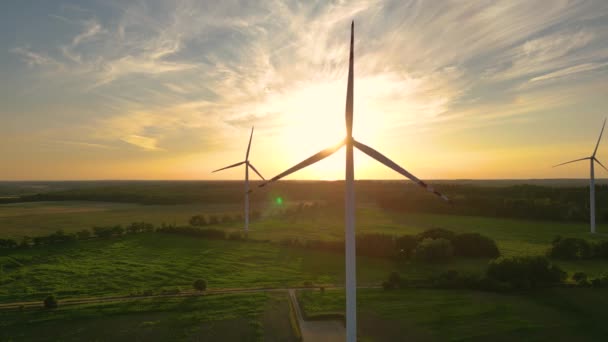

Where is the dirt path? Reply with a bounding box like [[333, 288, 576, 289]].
[[288, 289, 345, 342], [0, 285, 380, 310]]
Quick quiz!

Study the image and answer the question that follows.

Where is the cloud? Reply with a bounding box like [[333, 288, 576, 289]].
[[530, 62, 608, 82], [4, 0, 608, 179], [121, 134, 163, 151], [10, 47, 55, 67]]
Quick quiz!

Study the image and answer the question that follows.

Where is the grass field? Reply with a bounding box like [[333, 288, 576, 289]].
[[0, 232, 606, 305], [0, 292, 297, 341], [297, 287, 608, 341], [0, 233, 395, 303], [1, 200, 606, 257]]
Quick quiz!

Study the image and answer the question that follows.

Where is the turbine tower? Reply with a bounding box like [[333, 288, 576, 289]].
[[554, 118, 607, 234], [260, 22, 449, 342], [213, 126, 265, 233]]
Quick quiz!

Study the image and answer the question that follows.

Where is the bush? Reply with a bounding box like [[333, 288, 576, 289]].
[[395, 235, 418, 259], [189, 215, 207, 227], [44, 295, 58, 309], [452, 233, 500, 258], [572, 272, 588, 284], [208, 215, 219, 225], [193, 279, 207, 292], [416, 228, 456, 242], [548, 236, 592, 260], [592, 240, 608, 258], [0, 238, 18, 249], [76, 229, 91, 240], [413, 238, 453, 262], [487, 256, 566, 289]]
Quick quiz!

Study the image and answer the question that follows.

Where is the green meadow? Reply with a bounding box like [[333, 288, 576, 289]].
[[1, 181, 608, 340], [0, 292, 298, 341], [297, 287, 608, 341]]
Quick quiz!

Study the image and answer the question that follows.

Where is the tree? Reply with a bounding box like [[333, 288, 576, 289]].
[[44, 295, 58, 309], [193, 279, 207, 292], [76, 229, 91, 240], [413, 238, 454, 262], [189, 215, 207, 227]]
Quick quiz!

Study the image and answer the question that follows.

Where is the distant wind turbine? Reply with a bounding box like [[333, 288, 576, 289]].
[[213, 127, 265, 233], [554, 118, 607, 234], [260, 22, 449, 342]]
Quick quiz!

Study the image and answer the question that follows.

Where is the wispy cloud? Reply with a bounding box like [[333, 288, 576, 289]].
[[3, 0, 608, 179]]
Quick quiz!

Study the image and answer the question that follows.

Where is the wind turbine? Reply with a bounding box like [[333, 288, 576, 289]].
[[213, 127, 265, 233], [260, 22, 449, 342], [554, 118, 607, 234]]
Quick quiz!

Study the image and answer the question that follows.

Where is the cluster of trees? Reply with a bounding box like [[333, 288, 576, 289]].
[[419, 256, 567, 292], [377, 183, 608, 223], [570, 272, 608, 287], [189, 212, 259, 227], [548, 236, 608, 260], [279, 228, 500, 262], [1, 222, 158, 249]]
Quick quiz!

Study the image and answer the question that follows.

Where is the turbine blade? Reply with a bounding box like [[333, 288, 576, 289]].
[[345, 21, 354, 137], [552, 157, 589, 168], [259, 139, 346, 187], [593, 118, 606, 157], [594, 158, 608, 173], [246, 126, 254, 160], [248, 162, 265, 180], [212, 161, 246, 173], [354, 140, 449, 202]]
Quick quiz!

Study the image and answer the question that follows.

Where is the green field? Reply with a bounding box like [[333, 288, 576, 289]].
[[1, 200, 606, 257], [0, 292, 297, 341], [1, 181, 608, 341], [297, 287, 608, 341], [0, 233, 394, 303]]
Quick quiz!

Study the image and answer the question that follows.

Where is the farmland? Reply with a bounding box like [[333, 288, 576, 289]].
[[1, 180, 608, 340]]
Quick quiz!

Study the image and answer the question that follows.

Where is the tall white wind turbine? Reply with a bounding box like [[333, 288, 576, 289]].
[[213, 127, 265, 233], [554, 118, 608, 234], [260, 22, 450, 342]]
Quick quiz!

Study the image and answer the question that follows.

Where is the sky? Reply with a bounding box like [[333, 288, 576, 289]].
[[1, 0, 608, 180]]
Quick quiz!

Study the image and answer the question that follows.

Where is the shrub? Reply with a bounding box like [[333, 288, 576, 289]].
[[487, 256, 566, 289], [395, 235, 418, 259], [413, 238, 453, 262], [193, 279, 207, 292], [548, 237, 592, 260], [572, 272, 588, 284], [592, 241, 608, 258], [44, 295, 58, 309], [208, 215, 219, 225], [189, 215, 207, 227], [93, 226, 124, 238], [416, 228, 456, 242], [0, 238, 18, 249], [452, 233, 500, 258], [76, 229, 91, 240]]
